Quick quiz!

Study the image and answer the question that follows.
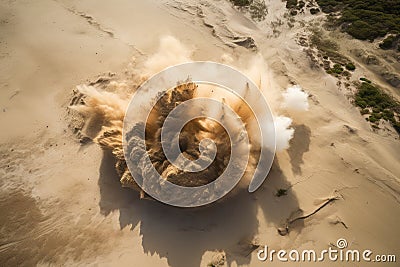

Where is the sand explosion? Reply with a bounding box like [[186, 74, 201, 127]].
[[70, 36, 309, 200], [71, 81, 256, 197]]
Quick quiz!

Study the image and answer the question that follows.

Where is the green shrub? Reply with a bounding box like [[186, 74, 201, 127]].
[[355, 98, 367, 108], [374, 112, 382, 119], [286, 0, 298, 9], [342, 70, 351, 77], [360, 77, 371, 83], [361, 108, 370, 115], [379, 35, 397, 49], [345, 20, 375, 41], [372, 107, 382, 113], [331, 63, 344, 74], [368, 115, 379, 123], [231, 0, 268, 21], [310, 8, 320, 15], [231, 0, 253, 6], [345, 62, 356, 71], [382, 109, 395, 120], [393, 122, 400, 133], [249, 0, 268, 21]]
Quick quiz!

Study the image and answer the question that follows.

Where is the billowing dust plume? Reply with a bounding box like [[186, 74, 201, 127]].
[[282, 85, 309, 111], [70, 36, 308, 195]]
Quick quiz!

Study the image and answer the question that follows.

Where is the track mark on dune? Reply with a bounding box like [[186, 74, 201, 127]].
[[163, 0, 258, 50], [51, 0, 114, 37], [53, 0, 145, 56], [52, 0, 144, 55], [329, 216, 348, 229], [77, 12, 114, 37], [63, 6, 114, 37], [278, 196, 340, 236]]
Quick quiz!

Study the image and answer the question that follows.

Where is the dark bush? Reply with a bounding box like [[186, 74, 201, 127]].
[[345, 20, 376, 41], [379, 35, 399, 50], [368, 115, 379, 123], [361, 108, 370, 115], [360, 77, 371, 83], [231, 0, 267, 21], [331, 63, 344, 74], [342, 70, 351, 77], [355, 98, 368, 108], [310, 8, 320, 15], [345, 62, 356, 71], [393, 122, 400, 133], [249, 0, 268, 21], [286, 0, 298, 9], [382, 109, 395, 120], [231, 0, 253, 6], [276, 189, 288, 197]]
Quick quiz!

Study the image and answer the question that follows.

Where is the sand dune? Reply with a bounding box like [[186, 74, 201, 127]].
[[0, 0, 399, 266]]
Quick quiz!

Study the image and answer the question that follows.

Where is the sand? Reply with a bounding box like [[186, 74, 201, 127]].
[[0, 0, 399, 266]]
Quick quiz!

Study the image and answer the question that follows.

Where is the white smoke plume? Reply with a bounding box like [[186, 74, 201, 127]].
[[274, 116, 295, 151], [236, 55, 308, 152], [282, 85, 309, 111]]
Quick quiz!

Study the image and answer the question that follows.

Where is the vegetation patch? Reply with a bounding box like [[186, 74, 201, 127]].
[[326, 63, 344, 75], [354, 81, 400, 134], [230, 0, 252, 6], [315, 0, 400, 44], [230, 0, 268, 21], [310, 29, 356, 76], [285, 0, 308, 13], [379, 34, 400, 50], [345, 62, 356, 71], [310, 8, 320, 15], [360, 77, 372, 83], [286, 0, 298, 9], [311, 30, 343, 62]]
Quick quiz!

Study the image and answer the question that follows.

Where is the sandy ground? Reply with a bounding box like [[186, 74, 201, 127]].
[[0, 0, 399, 266]]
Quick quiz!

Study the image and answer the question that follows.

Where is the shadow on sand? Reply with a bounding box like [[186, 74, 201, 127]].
[[288, 124, 311, 175], [98, 151, 303, 267]]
